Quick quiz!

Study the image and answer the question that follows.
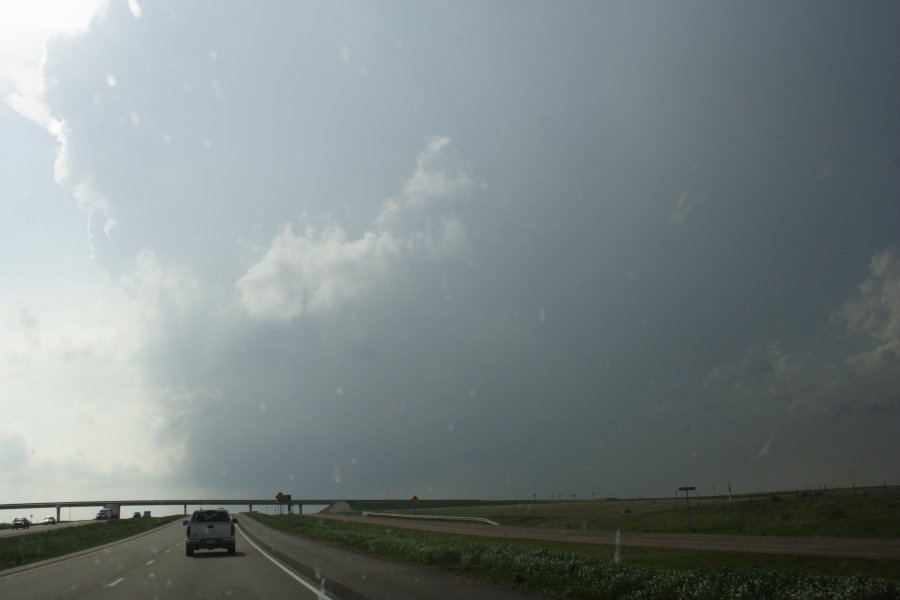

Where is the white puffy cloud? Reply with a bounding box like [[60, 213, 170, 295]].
[[0, 1, 105, 123], [836, 245, 900, 371], [401, 136, 472, 208], [237, 223, 405, 320], [376, 135, 474, 228], [238, 137, 474, 321]]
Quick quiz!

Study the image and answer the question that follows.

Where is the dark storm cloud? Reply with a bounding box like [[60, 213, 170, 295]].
[[26, 0, 900, 498]]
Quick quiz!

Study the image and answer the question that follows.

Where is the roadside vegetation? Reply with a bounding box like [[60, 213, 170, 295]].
[[349, 485, 900, 538], [0, 516, 182, 571], [250, 513, 899, 599]]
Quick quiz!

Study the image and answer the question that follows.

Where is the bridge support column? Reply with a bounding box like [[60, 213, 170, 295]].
[[184, 504, 187, 515], [249, 504, 253, 512], [56, 505, 61, 522]]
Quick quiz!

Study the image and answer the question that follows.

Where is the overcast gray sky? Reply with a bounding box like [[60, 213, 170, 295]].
[[1, 0, 898, 507]]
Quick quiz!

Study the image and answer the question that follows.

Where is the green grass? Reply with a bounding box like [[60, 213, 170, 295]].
[[249, 513, 900, 599], [370, 486, 900, 538], [0, 516, 182, 571]]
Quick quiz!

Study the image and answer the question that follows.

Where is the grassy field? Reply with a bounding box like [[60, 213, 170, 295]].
[[348, 485, 900, 538], [0, 516, 182, 571], [250, 513, 900, 599]]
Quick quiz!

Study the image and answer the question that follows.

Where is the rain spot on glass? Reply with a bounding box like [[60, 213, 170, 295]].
[[106, 74, 117, 88]]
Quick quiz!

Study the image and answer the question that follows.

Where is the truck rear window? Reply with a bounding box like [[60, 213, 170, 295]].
[[194, 511, 229, 522]]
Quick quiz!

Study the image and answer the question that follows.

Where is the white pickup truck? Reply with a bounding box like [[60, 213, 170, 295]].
[[182, 509, 237, 556]]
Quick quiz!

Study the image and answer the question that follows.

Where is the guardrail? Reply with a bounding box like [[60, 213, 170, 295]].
[[362, 511, 500, 526]]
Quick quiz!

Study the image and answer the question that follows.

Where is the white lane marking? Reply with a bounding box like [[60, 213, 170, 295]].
[[238, 529, 335, 599], [146, 559, 155, 565], [107, 578, 125, 587]]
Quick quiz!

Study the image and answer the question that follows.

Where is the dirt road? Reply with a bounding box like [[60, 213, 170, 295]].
[[316, 513, 900, 561]]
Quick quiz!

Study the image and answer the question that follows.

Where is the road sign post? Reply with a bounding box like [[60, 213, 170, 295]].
[[679, 486, 695, 532], [275, 492, 292, 516]]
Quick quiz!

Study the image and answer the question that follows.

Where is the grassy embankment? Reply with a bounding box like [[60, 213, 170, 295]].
[[250, 512, 899, 599], [349, 485, 900, 538], [0, 516, 182, 571]]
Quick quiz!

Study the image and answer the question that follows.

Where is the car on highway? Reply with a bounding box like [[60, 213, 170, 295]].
[[41, 516, 57, 525], [12, 517, 31, 529], [183, 509, 237, 556]]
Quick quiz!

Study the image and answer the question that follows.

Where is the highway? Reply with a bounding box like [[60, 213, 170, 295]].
[[0, 521, 94, 539], [0, 515, 538, 599]]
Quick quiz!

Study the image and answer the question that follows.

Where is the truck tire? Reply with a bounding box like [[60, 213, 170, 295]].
[[228, 544, 236, 555], [185, 546, 193, 557]]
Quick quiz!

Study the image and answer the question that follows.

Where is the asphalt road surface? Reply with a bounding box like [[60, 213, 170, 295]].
[[0, 521, 94, 539], [319, 513, 900, 561], [0, 515, 538, 599]]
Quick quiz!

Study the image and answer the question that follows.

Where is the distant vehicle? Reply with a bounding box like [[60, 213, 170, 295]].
[[96, 504, 120, 520], [183, 509, 237, 556], [132, 512, 141, 518], [12, 517, 31, 529], [42, 516, 57, 525]]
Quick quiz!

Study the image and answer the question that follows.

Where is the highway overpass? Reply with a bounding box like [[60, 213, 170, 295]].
[[0, 499, 339, 522]]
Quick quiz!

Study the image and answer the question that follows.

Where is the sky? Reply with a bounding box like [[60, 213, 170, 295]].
[[1, 0, 898, 512]]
